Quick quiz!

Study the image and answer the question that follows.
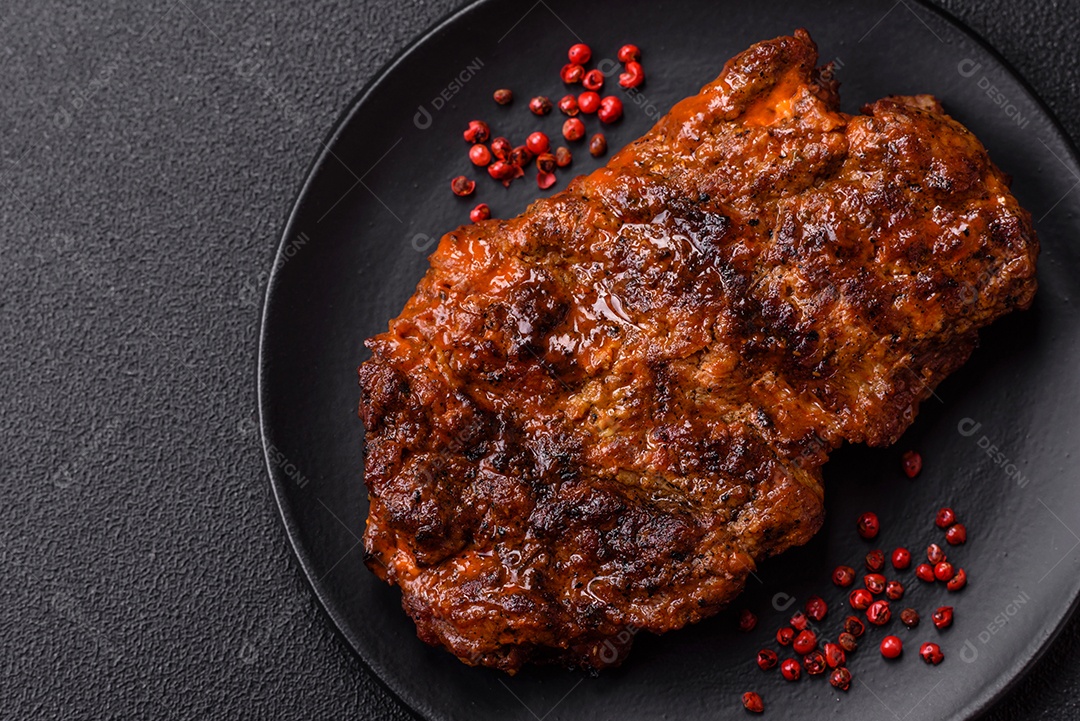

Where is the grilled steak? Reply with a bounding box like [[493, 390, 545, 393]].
[[358, 30, 1038, 672]]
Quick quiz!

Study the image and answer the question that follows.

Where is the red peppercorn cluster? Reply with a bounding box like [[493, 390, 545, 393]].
[[741, 497, 973, 712], [924, 509, 969, 590], [617, 44, 645, 89], [558, 43, 628, 128], [461, 118, 566, 203], [452, 40, 646, 222], [749, 592, 855, 704]]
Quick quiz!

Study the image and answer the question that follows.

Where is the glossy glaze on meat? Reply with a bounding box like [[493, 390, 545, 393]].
[[358, 30, 1037, 672]]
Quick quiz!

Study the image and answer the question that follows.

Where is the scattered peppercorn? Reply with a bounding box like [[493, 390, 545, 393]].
[[777, 627, 795, 646], [568, 43, 591, 65], [857, 512, 880, 539], [468, 144, 491, 166], [866, 549, 885, 572], [756, 649, 778, 671], [560, 63, 584, 84], [742, 691, 764, 714], [915, 563, 936, 582], [469, 203, 490, 223], [902, 450, 922, 478], [499, 159, 523, 183], [793, 629, 818, 655], [829, 667, 852, 691], [837, 632, 858, 653], [487, 160, 514, 181], [508, 145, 533, 168], [529, 96, 553, 115], [789, 611, 808, 631], [536, 171, 556, 190], [450, 175, 475, 197], [619, 60, 645, 88], [536, 153, 556, 174], [617, 44, 641, 63], [843, 615, 866, 638], [591, 133, 609, 157], [885, 580, 905, 601], [582, 68, 605, 91], [493, 88, 513, 105], [562, 117, 585, 141], [805, 595, 828, 622], [900, 607, 920, 628], [554, 146, 572, 167], [864, 574, 886, 595], [463, 120, 490, 143], [936, 507, 957, 528], [823, 642, 845, 668], [946, 523, 967, 545], [934, 561, 955, 582], [558, 94, 579, 116], [578, 91, 600, 114], [526, 131, 551, 156], [919, 642, 944, 665], [866, 599, 891, 626], [598, 95, 624, 123], [833, 565, 856, 588], [927, 543, 946, 564], [490, 137, 512, 160], [803, 649, 827, 675], [880, 635, 903, 659], [738, 609, 757, 633], [849, 589, 872, 610], [947, 568, 968, 591], [780, 658, 801, 681], [931, 606, 954, 629], [891, 547, 912, 570]]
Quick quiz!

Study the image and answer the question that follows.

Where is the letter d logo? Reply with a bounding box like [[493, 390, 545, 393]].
[[957, 418, 982, 437], [413, 105, 432, 130], [957, 58, 982, 78]]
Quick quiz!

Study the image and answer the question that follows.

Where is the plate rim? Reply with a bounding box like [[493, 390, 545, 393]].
[[257, 2, 1080, 719], [256, 3, 491, 718]]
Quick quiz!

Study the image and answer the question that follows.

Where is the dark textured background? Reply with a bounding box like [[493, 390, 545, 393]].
[[1, 1, 1077, 718]]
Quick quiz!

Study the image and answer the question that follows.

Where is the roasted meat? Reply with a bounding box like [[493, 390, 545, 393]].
[[358, 30, 1038, 672]]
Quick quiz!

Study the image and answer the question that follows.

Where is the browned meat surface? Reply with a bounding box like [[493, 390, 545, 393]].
[[357, 30, 1038, 673]]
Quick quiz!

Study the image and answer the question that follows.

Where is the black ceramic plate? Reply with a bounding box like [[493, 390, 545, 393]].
[[259, 1, 1080, 718]]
